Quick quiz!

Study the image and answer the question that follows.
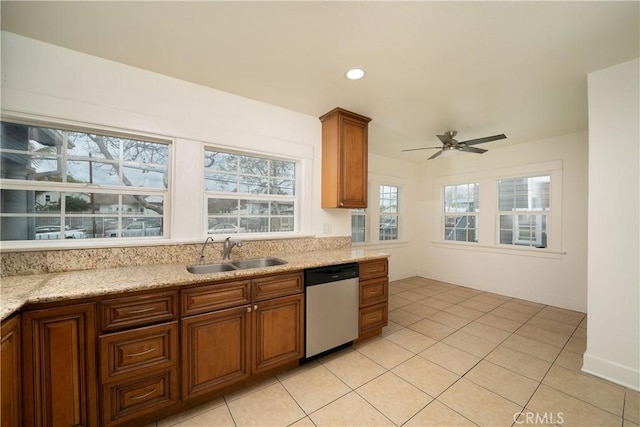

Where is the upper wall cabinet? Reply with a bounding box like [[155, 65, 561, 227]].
[[319, 108, 372, 209]]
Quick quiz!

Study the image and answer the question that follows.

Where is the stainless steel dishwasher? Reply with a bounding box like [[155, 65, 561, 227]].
[[304, 263, 359, 358]]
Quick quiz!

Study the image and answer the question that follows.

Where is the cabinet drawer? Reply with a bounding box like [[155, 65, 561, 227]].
[[100, 322, 177, 382], [252, 272, 303, 302], [359, 302, 388, 335], [101, 291, 177, 332], [360, 277, 389, 307], [181, 280, 251, 317], [102, 368, 178, 426], [358, 259, 388, 281]]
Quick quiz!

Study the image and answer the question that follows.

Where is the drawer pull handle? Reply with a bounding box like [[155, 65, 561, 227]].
[[126, 347, 156, 358], [130, 388, 156, 400], [123, 306, 156, 315]]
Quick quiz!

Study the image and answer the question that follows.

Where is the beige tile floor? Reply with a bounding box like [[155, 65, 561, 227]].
[[148, 277, 639, 427]]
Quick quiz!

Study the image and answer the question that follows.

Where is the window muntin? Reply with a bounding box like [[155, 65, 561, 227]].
[[443, 183, 479, 242], [0, 122, 168, 241], [204, 149, 297, 235], [379, 185, 399, 241], [498, 175, 550, 248]]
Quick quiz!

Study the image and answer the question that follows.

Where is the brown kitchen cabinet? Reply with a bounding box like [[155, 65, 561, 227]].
[[252, 292, 304, 374], [181, 304, 251, 399], [99, 291, 180, 426], [357, 259, 389, 340], [1, 314, 21, 427], [22, 303, 98, 427], [319, 107, 372, 209], [180, 272, 304, 400]]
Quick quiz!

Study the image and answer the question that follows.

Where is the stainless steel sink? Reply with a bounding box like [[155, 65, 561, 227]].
[[231, 257, 287, 269], [186, 262, 236, 274], [186, 257, 287, 274]]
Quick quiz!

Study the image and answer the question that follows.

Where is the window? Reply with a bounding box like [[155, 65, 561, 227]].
[[204, 149, 297, 235], [0, 121, 169, 241], [351, 208, 367, 243], [351, 183, 402, 244], [498, 175, 550, 248], [379, 185, 399, 241], [443, 183, 479, 242]]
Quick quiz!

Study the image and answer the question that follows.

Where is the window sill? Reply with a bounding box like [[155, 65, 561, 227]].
[[352, 240, 410, 250], [431, 241, 566, 259]]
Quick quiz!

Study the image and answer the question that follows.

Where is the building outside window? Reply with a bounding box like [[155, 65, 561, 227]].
[[498, 175, 550, 248], [204, 148, 297, 235], [0, 121, 169, 241], [443, 182, 479, 242]]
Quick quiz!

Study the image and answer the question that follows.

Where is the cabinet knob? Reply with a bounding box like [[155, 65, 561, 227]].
[[254, 305, 258, 310], [247, 307, 252, 313], [340, 202, 344, 207]]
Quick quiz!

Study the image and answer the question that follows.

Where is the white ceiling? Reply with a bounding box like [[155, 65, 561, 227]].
[[1, 1, 638, 161]]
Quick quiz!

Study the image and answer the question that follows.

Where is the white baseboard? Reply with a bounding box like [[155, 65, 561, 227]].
[[582, 352, 640, 391]]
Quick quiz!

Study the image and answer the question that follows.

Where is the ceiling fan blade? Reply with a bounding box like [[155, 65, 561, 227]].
[[461, 134, 506, 146], [460, 146, 488, 154], [402, 146, 442, 152], [437, 134, 455, 145], [428, 150, 444, 160]]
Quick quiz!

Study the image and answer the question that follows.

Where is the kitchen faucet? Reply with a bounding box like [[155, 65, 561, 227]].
[[222, 236, 243, 260], [199, 236, 215, 264]]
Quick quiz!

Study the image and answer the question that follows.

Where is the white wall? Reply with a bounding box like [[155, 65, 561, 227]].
[[584, 58, 639, 390], [0, 31, 418, 279], [415, 132, 589, 312], [0, 31, 340, 241], [363, 153, 420, 281]]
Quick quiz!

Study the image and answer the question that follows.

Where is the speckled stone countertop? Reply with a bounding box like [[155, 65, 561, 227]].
[[0, 248, 388, 321]]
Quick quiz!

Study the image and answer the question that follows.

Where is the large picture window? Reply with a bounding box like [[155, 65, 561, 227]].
[[0, 122, 169, 241], [498, 175, 550, 248], [204, 149, 297, 235], [443, 183, 479, 242]]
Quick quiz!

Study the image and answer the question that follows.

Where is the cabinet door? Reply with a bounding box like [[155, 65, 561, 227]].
[[181, 306, 251, 400], [252, 293, 304, 374], [339, 116, 368, 208], [22, 303, 98, 427], [1, 315, 21, 427]]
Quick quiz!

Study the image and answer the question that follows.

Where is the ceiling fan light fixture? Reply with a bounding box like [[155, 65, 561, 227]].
[[345, 68, 365, 80], [441, 146, 460, 158]]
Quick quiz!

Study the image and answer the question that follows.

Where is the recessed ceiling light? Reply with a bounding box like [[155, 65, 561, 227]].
[[346, 68, 365, 80]]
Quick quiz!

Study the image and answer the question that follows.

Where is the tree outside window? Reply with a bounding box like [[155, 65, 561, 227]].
[[0, 122, 169, 241]]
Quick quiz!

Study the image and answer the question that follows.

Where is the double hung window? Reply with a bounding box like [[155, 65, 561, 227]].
[[204, 149, 297, 235], [498, 175, 550, 248], [443, 183, 479, 242], [0, 121, 169, 241], [351, 183, 402, 244], [379, 185, 399, 241]]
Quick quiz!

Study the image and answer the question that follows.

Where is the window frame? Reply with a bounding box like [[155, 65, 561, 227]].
[[202, 146, 301, 238], [442, 182, 480, 243], [0, 117, 173, 249], [497, 175, 550, 248]]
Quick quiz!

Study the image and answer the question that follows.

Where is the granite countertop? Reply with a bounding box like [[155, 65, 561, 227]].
[[0, 248, 388, 321]]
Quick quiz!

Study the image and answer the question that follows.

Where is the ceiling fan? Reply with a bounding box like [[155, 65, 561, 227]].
[[403, 131, 507, 160]]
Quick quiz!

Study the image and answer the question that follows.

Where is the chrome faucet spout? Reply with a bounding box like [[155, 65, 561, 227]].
[[199, 236, 215, 264], [222, 236, 243, 260]]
